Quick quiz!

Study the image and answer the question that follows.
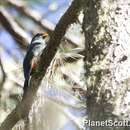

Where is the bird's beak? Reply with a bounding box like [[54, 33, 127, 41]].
[[42, 32, 48, 38]]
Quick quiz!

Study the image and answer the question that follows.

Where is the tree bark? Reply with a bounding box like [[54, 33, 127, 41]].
[[83, 0, 130, 130]]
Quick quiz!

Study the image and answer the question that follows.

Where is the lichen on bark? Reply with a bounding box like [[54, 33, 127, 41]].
[[83, 0, 130, 130]]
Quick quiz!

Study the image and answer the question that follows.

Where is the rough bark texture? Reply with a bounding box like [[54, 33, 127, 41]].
[[83, 0, 130, 130]]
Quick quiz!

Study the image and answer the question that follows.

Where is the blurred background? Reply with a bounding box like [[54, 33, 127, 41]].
[[0, 0, 86, 130]]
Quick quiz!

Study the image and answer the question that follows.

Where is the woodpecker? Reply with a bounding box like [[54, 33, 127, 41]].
[[23, 32, 49, 93]]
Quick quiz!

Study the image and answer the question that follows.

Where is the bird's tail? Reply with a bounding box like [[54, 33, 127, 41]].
[[23, 78, 29, 96]]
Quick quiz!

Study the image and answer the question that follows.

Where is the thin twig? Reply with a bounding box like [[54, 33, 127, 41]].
[[0, 57, 6, 92], [0, 7, 30, 49]]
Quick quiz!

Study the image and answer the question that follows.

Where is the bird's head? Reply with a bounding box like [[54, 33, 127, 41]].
[[31, 32, 49, 45]]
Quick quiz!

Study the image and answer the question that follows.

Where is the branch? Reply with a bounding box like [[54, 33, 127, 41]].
[[6, 0, 79, 47], [0, 0, 84, 130], [6, 0, 54, 33], [0, 7, 30, 49], [0, 57, 6, 92]]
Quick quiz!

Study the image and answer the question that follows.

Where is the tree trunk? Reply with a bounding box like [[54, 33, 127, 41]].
[[82, 0, 130, 130]]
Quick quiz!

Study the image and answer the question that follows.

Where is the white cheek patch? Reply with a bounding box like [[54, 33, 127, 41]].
[[32, 39, 46, 56], [32, 38, 43, 44]]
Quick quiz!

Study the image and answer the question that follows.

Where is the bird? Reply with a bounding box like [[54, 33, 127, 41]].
[[23, 32, 49, 93]]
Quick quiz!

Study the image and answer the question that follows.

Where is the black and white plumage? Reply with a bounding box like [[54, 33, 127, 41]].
[[23, 33, 49, 93]]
